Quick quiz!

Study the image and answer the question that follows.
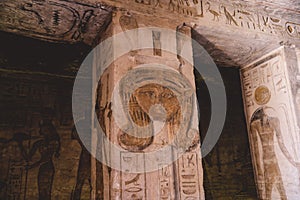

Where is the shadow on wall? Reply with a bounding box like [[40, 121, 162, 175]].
[[192, 30, 258, 199]]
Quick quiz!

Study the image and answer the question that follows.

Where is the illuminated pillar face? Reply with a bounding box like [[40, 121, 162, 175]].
[[241, 47, 300, 200], [92, 10, 204, 200]]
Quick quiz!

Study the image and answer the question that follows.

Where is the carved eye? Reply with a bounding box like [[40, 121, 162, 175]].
[[140, 91, 155, 98]]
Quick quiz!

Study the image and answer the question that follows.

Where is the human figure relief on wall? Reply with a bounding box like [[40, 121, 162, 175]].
[[250, 107, 300, 199], [13, 109, 61, 200], [241, 48, 300, 199]]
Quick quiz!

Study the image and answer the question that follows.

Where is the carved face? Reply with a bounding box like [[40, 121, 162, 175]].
[[130, 83, 180, 124], [251, 107, 271, 127], [261, 112, 269, 125], [119, 83, 180, 151]]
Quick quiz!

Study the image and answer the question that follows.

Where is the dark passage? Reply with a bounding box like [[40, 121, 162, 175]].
[[194, 65, 258, 199]]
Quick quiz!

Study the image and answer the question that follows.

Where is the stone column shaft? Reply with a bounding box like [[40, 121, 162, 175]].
[[241, 46, 300, 199]]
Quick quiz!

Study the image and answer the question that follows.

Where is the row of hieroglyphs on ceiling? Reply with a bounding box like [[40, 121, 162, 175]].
[[0, 0, 299, 45], [102, 0, 300, 38]]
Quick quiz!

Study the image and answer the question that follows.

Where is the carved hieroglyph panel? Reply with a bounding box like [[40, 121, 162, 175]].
[[177, 151, 203, 200], [120, 152, 147, 199], [241, 47, 300, 199], [0, 0, 112, 45], [95, 0, 300, 40]]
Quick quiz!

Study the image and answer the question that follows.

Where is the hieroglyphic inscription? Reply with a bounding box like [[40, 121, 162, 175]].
[[1, 0, 299, 45], [254, 86, 271, 105], [241, 53, 288, 108], [178, 152, 201, 199], [0, 0, 112, 45], [158, 164, 173, 199], [134, 0, 203, 17], [286, 22, 300, 38], [202, 1, 287, 36], [7, 161, 24, 200], [152, 31, 162, 56], [129, 0, 299, 38], [120, 152, 147, 199]]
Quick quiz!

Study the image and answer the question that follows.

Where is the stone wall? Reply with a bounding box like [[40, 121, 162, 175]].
[[0, 31, 93, 200], [0, 73, 91, 199]]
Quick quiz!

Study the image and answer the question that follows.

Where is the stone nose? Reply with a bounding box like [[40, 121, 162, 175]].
[[149, 104, 166, 121]]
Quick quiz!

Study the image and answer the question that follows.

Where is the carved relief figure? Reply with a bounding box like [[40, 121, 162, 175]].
[[250, 107, 296, 199], [72, 10, 95, 41], [159, 166, 172, 198], [236, 8, 256, 29], [119, 12, 139, 53], [117, 67, 197, 153], [168, 0, 176, 12], [154, 0, 163, 8], [71, 119, 92, 200], [178, 152, 201, 199], [205, 2, 220, 21], [119, 13, 138, 32], [0, 0, 111, 45], [254, 86, 271, 105], [152, 31, 162, 56], [15, 111, 60, 200], [285, 22, 300, 38], [220, 5, 238, 26], [118, 83, 180, 151], [11, 1, 80, 36]]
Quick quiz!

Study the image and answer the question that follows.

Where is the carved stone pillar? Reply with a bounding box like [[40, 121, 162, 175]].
[[93, 10, 205, 200], [240, 46, 300, 199]]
